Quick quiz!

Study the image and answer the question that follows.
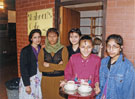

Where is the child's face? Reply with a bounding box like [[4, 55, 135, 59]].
[[48, 32, 58, 45], [31, 32, 41, 45], [106, 39, 121, 58], [69, 32, 80, 45], [79, 40, 93, 59]]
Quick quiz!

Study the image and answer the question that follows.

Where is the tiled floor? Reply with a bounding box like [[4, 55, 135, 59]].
[[0, 55, 18, 99]]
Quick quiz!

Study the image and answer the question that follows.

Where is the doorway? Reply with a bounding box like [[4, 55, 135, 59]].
[[55, 0, 107, 57]]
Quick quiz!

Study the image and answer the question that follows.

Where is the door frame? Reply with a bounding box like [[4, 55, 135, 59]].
[[55, 0, 107, 58]]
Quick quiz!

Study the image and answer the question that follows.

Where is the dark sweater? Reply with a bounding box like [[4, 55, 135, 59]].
[[20, 45, 40, 86], [67, 45, 80, 60], [43, 48, 63, 64]]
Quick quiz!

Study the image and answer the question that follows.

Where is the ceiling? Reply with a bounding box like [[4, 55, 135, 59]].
[[64, 2, 103, 11], [5, 0, 15, 10]]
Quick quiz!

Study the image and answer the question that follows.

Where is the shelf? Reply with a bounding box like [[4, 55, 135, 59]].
[[81, 16, 103, 19], [80, 16, 103, 37], [94, 34, 102, 36], [82, 34, 102, 36], [80, 26, 102, 27]]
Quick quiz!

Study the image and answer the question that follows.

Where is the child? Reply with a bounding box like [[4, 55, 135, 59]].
[[96, 34, 135, 99], [67, 28, 82, 59], [38, 28, 68, 99], [19, 29, 42, 99], [64, 35, 101, 99], [92, 37, 102, 57]]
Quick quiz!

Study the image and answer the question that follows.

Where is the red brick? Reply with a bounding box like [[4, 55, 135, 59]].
[[106, 26, 116, 34], [124, 53, 133, 60], [106, 0, 135, 65], [46, 3, 55, 8], [123, 33, 135, 40], [36, 5, 46, 9], [29, 0, 40, 3], [41, 0, 50, 4], [124, 40, 134, 47], [107, 0, 116, 8], [49, 0, 55, 3], [22, 0, 29, 4], [33, 2, 41, 6]]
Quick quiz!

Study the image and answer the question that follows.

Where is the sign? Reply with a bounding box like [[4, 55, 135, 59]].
[[27, 8, 53, 36]]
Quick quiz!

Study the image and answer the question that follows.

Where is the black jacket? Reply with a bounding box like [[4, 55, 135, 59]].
[[67, 45, 80, 60], [20, 45, 39, 86]]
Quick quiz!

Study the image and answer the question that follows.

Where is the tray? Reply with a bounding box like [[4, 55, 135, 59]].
[[60, 87, 95, 97]]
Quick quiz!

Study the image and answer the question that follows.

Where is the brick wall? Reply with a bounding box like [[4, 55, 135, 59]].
[[106, 0, 135, 66], [16, 0, 55, 76]]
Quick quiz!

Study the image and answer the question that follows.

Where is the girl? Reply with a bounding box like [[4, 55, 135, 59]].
[[92, 37, 102, 57], [19, 29, 42, 99], [67, 28, 82, 59], [63, 35, 101, 99], [96, 34, 135, 99], [38, 28, 68, 99]]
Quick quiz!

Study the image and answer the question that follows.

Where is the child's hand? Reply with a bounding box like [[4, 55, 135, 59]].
[[43, 62, 49, 67], [94, 86, 100, 95], [59, 61, 63, 64], [94, 82, 100, 94], [25, 86, 31, 94], [60, 80, 67, 87], [97, 43, 103, 57], [94, 82, 100, 95], [99, 43, 103, 49]]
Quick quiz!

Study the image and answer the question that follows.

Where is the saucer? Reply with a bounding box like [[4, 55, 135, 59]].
[[64, 89, 77, 95], [64, 83, 77, 91], [78, 86, 92, 96], [64, 84, 77, 95]]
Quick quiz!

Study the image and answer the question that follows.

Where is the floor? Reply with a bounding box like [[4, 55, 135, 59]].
[[0, 54, 18, 99]]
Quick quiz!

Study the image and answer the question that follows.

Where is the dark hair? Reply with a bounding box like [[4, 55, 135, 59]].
[[29, 29, 41, 44], [106, 34, 124, 61], [68, 28, 82, 37], [106, 34, 123, 46], [79, 35, 93, 45], [46, 28, 59, 37], [93, 37, 102, 45]]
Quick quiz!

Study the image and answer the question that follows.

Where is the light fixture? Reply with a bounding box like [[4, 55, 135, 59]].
[[0, 2, 4, 9]]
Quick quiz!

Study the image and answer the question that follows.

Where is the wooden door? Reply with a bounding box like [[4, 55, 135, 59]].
[[59, 6, 80, 46]]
